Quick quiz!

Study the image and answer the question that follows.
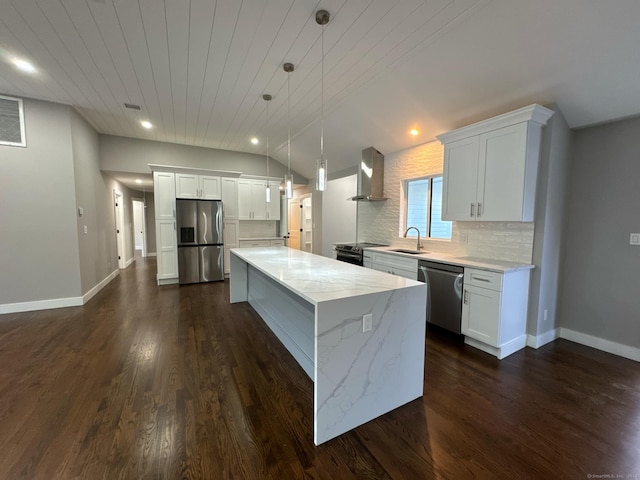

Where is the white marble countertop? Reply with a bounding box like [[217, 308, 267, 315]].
[[230, 246, 423, 305], [364, 246, 534, 272]]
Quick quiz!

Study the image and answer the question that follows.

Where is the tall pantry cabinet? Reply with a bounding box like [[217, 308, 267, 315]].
[[153, 171, 178, 284]]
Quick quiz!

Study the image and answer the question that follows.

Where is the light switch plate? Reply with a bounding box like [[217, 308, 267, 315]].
[[362, 313, 372, 332], [630, 233, 640, 245]]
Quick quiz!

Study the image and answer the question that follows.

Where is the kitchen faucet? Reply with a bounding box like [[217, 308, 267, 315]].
[[403, 226, 423, 250]]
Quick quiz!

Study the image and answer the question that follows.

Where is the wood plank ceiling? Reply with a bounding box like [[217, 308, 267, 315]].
[[0, 0, 484, 178], [3, 1, 640, 181]]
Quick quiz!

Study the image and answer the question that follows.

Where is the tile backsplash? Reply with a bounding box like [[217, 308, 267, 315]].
[[239, 220, 278, 238], [356, 141, 534, 264]]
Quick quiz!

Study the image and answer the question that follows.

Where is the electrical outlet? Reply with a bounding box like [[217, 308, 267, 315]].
[[83, 225, 88, 234], [544, 309, 548, 321], [630, 233, 640, 245], [362, 313, 372, 332]]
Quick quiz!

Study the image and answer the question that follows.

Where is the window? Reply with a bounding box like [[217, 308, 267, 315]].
[[403, 176, 452, 240], [0, 95, 26, 147]]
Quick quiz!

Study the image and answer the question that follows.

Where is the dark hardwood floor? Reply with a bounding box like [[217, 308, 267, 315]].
[[0, 257, 638, 479]]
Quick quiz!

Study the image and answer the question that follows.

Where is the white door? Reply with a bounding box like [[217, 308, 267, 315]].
[[200, 175, 221, 199], [462, 285, 501, 346], [237, 180, 252, 220], [478, 123, 528, 221], [175, 173, 199, 199], [132, 199, 146, 256], [114, 190, 126, 269], [442, 136, 479, 221], [153, 171, 176, 219], [250, 180, 267, 220], [288, 199, 301, 250]]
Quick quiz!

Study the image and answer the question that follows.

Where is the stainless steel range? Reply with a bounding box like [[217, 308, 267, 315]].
[[334, 242, 387, 266]]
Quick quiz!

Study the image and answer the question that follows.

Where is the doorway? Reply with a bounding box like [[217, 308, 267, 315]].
[[301, 194, 312, 253], [288, 198, 301, 250], [114, 190, 126, 269], [132, 198, 146, 257]]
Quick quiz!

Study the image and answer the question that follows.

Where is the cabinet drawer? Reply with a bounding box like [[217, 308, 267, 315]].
[[269, 239, 285, 246], [464, 268, 503, 291], [371, 252, 418, 273], [239, 240, 270, 248]]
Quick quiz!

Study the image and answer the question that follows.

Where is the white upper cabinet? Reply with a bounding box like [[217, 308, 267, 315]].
[[175, 173, 221, 200], [221, 177, 238, 220], [267, 184, 281, 221], [238, 178, 280, 220], [154, 171, 176, 220], [438, 104, 554, 222]]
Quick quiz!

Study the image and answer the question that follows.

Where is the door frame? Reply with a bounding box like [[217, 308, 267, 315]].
[[301, 193, 313, 253], [114, 190, 126, 269], [132, 197, 147, 257]]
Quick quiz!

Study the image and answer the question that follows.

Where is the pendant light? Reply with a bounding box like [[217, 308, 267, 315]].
[[283, 62, 294, 199], [263, 93, 272, 203], [316, 9, 330, 192]]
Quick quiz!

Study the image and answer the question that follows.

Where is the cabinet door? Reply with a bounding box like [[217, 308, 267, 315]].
[[175, 173, 199, 199], [155, 219, 178, 279], [478, 123, 528, 221], [200, 175, 221, 200], [221, 177, 238, 219], [267, 184, 281, 220], [153, 171, 176, 220], [223, 220, 239, 274], [237, 180, 252, 220], [442, 136, 479, 220], [462, 285, 501, 346], [250, 180, 267, 220]]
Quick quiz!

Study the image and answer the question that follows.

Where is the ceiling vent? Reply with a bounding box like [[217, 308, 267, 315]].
[[0, 94, 26, 147], [124, 103, 141, 110]]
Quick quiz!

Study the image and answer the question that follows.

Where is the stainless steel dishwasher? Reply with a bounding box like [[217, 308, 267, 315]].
[[417, 260, 464, 334]]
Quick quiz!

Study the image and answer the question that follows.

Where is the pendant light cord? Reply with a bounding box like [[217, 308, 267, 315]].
[[266, 100, 270, 178], [320, 21, 324, 163], [287, 71, 291, 176]]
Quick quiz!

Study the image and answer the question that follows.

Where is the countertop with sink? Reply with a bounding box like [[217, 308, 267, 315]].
[[364, 246, 534, 273]]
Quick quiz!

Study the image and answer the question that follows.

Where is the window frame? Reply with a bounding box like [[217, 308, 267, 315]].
[[401, 174, 451, 241], [0, 94, 27, 148]]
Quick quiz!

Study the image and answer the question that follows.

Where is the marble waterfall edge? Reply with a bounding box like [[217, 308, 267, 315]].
[[314, 284, 426, 444]]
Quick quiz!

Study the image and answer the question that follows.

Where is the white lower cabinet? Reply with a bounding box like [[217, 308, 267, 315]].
[[369, 251, 418, 280], [461, 268, 530, 359], [155, 219, 178, 283], [223, 220, 239, 275], [239, 240, 270, 248]]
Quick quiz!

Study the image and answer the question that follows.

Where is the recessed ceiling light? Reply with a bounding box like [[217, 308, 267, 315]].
[[12, 58, 36, 74], [251, 137, 259, 145], [409, 129, 419, 136], [135, 179, 142, 184], [141, 121, 153, 129]]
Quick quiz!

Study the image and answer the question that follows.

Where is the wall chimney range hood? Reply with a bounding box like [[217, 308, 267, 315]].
[[350, 147, 388, 201]]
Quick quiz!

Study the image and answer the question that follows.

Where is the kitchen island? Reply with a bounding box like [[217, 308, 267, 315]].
[[230, 246, 427, 445]]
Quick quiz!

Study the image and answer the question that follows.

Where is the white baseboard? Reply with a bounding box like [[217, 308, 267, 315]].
[[1, 269, 120, 315], [123, 257, 135, 268], [527, 328, 559, 349], [0, 296, 83, 315], [146, 252, 157, 257], [559, 328, 640, 362], [464, 335, 527, 360], [81, 269, 119, 304]]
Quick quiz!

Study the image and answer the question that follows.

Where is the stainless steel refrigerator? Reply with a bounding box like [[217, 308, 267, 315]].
[[176, 199, 224, 284]]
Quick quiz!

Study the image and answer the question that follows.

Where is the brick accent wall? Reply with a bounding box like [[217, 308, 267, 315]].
[[356, 141, 534, 263]]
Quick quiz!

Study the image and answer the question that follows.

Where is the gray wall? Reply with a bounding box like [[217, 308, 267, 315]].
[[0, 98, 82, 303], [558, 115, 640, 347], [99, 134, 307, 181], [527, 106, 573, 337], [70, 109, 120, 294]]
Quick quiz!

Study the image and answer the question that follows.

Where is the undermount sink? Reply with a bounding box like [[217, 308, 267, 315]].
[[389, 248, 426, 255]]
